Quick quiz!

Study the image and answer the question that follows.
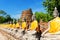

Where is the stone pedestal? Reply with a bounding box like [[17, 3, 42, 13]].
[[40, 33, 60, 40]]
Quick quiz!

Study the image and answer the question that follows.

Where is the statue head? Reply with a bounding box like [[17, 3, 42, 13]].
[[32, 14, 36, 21], [53, 7, 59, 18]]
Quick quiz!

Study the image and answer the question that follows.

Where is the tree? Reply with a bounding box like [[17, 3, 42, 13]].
[[5, 15, 12, 22], [0, 10, 6, 15], [0, 16, 6, 23], [0, 10, 13, 23], [35, 12, 41, 22], [35, 12, 53, 22], [0, 10, 6, 23], [43, 0, 60, 16]]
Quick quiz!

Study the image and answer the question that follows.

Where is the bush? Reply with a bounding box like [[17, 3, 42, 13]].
[[35, 12, 54, 22]]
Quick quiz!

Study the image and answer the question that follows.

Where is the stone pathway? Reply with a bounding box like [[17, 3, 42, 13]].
[[40, 33, 60, 40], [1, 28, 40, 40], [0, 29, 19, 40], [0, 32, 8, 40]]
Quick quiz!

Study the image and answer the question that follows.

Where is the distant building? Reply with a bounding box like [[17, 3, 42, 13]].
[[21, 8, 33, 24]]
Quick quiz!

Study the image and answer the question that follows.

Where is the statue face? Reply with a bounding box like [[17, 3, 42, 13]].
[[54, 15, 57, 17], [53, 13, 58, 17]]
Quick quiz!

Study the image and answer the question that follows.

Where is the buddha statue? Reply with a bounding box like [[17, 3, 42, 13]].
[[30, 20, 38, 31], [9, 21, 12, 28], [12, 23, 15, 29], [30, 14, 38, 31], [21, 18, 27, 30], [16, 20, 20, 29], [41, 7, 60, 38]]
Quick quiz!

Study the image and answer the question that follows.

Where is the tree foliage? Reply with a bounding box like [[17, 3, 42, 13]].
[[0, 10, 6, 15], [43, 0, 60, 16], [35, 12, 53, 22], [0, 10, 13, 23]]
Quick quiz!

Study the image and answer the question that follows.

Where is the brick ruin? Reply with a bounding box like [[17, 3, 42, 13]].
[[21, 8, 33, 25]]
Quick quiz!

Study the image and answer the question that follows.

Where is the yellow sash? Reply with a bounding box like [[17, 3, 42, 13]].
[[9, 24, 13, 28], [12, 24, 15, 28], [16, 23, 20, 28], [49, 17, 60, 34], [22, 22, 26, 29], [30, 20, 38, 30]]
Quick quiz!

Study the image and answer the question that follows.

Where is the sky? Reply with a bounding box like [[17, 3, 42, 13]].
[[0, 0, 46, 19]]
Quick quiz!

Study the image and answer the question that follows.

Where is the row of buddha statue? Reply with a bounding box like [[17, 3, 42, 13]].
[[41, 7, 60, 37], [1, 16, 60, 37], [0, 19, 39, 31]]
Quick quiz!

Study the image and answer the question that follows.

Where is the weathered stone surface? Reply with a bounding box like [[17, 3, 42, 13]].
[[0, 29, 18, 40], [39, 20, 48, 33], [40, 34, 60, 40], [1, 28, 41, 40]]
